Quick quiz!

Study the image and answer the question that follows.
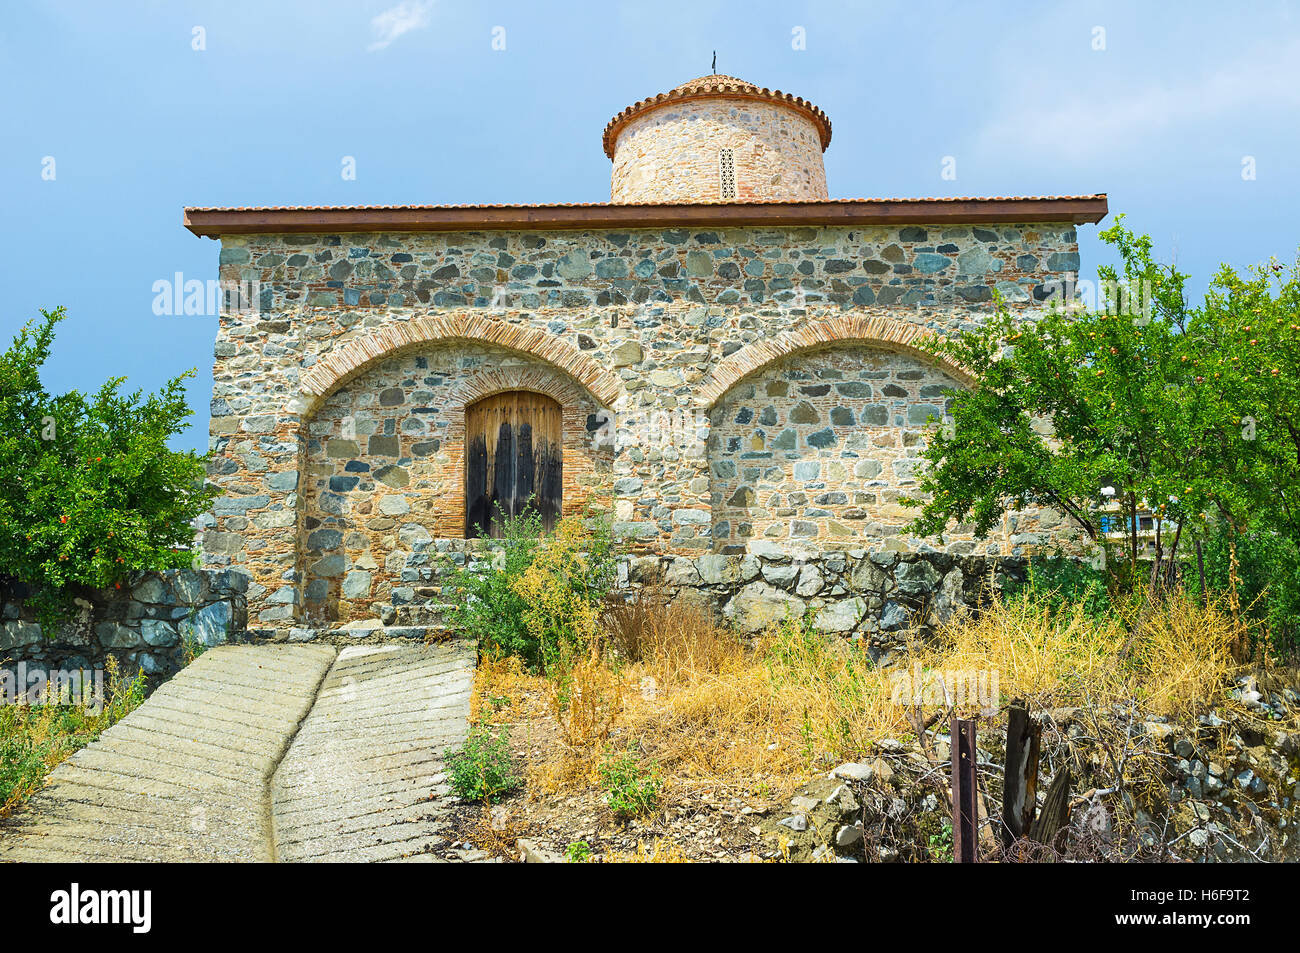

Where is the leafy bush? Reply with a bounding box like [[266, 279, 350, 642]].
[[1008, 554, 1115, 621], [444, 510, 542, 665], [905, 219, 1300, 612], [444, 724, 518, 803], [600, 747, 660, 821], [445, 511, 619, 673], [564, 840, 593, 863], [0, 308, 214, 622], [927, 822, 954, 863], [511, 516, 620, 672], [1188, 525, 1300, 656], [904, 219, 1203, 581]]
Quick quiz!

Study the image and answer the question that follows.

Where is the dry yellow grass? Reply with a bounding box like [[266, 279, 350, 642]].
[[470, 651, 546, 724], [1126, 593, 1242, 720], [0, 657, 146, 816], [466, 804, 528, 859], [937, 594, 1124, 704], [470, 586, 1247, 805], [602, 838, 693, 863], [938, 588, 1243, 719]]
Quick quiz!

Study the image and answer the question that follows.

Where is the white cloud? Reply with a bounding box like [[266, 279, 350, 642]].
[[366, 1, 433, 52], [976, 36, 1300, 164]]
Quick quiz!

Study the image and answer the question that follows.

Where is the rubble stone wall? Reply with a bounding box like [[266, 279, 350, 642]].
[[617, 544, 1027, 661], [0, 570, 247, 682]]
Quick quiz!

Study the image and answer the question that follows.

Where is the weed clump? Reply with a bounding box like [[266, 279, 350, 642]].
[[600, 747, 660, 822], [445, 724, 519, 803], [0, 656, 146, 814]]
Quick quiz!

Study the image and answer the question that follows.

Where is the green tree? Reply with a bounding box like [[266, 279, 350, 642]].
[[1188, 256, 1300, 542], [443, 509, 619, 673], [904, 219, 1215, 584], [907, 216, 1300, 599], [0, 308, 215, 618]]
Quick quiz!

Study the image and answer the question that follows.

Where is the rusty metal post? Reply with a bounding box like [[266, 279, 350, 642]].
[[950, 717, 979, 863]]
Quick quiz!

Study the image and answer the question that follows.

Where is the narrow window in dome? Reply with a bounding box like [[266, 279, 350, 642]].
[[719, 148, 736, 199]]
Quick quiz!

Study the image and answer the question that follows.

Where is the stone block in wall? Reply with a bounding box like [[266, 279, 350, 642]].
[[0, 621, 42, 651], [628, 556, 664, 585], [894, 559, 941, 597], [664, 557, 700, 587], [95, 622, 142, 649], [723, 582, 805, 632], [190, 601, 233, 648], [930, 568, 967, 625], [761, 563, 800, 590], [695, 553, 759, 585], [131, 576, 168, 603], [813, 597, 868, 633], [169, 570, 204, 605], [141, 619, 179, 647]]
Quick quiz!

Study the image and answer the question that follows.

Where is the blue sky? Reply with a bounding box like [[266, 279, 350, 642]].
[[3, 0, 1298, 451]]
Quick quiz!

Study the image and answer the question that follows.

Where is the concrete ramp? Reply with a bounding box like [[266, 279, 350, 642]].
[[0, 641, 475, 863], [271, 643, 475, 862]]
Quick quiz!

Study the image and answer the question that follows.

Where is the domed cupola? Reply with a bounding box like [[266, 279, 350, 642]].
[[603, 73, 832, 204]]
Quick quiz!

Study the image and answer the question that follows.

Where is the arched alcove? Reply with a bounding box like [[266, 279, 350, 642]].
[[297, 342, 611, 625], [706, 342, 964, 551]]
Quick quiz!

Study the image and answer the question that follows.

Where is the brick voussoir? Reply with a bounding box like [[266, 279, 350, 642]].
[[299, 311, 624, 414]]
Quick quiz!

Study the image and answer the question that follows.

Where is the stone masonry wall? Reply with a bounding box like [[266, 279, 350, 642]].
[[261, 538, 1025, 652], [620, 544, 1028, 662], [706, 342, 1057, 552], [610, 98, 828, 204], [0, 569, 247, 681], [206, 221, 1082, 628]]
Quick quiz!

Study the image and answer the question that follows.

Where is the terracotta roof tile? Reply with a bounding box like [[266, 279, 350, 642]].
[[602, 74, 833, 158]]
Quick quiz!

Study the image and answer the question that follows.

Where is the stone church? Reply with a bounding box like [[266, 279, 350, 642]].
[[185, 73, 1106, 636]]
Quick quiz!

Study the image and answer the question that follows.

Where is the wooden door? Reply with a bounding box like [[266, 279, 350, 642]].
[[465, 391, 562, 537]]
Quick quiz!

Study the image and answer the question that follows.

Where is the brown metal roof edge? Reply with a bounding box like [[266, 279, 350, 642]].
[[183, 195, 1108, 238]]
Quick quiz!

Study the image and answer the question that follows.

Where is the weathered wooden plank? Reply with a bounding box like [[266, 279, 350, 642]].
[[1002, 699, 1041, 847], [465, 391, 563, 537], [1029, 768, 1073, 850], [517, 421, 536, 515], [465, 433, 489, 538], [492, 421, 515, 535], [538, 441, 561, 532]]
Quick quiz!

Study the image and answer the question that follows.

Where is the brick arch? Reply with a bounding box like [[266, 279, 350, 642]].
[[440, 364, 599, 455], [296, 313, 624, 415], [695, 315, 976, 408], [447, 365, 590, 414]]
